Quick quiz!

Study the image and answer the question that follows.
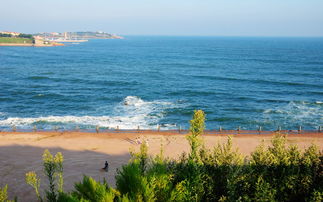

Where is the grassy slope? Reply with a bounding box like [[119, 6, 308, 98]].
[[0, 37, 33, 44]]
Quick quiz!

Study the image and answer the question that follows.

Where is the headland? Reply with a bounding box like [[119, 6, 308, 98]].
[[0, 30, 123, 47]]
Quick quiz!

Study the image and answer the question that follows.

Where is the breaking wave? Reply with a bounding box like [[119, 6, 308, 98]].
[[0, 96, 178, 130], [263, 101, 323, 128]]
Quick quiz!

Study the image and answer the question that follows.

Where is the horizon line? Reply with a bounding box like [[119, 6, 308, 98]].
[[121, 34, 323, 38], [3, 30, 323, 38]]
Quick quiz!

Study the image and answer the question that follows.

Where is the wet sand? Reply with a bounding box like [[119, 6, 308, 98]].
[[0, 131, 322, 201]]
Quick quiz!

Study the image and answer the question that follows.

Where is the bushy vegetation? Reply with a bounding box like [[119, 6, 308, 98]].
[[17, 33, 33, 39], [25, 149, 64, 202], [3, 110, 322, 201], [0, 185, 16, 202], [0, 33, 12, 37], [0, 32, 34, 44], [0, 37, 33, 44], [112, 110, 323, 201], [0, 33, 33, 39]]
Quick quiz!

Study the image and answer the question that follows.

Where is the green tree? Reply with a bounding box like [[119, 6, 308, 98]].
[[18, 33, 33, 39], [0, 33, 12, 37]]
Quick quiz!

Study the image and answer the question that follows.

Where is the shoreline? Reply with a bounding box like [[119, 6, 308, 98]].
[[1, 130, 322, 137], [0, 43, 64, 47]]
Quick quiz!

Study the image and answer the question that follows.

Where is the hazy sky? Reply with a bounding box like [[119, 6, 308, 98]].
[[1, 0, 323, 36]]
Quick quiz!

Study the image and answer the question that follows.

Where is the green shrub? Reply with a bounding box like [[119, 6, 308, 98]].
[[72, 176, 117, 202], [253, 176, 276, 201], [26, 149, 64, 202], [116, 142, 156, 201], [310, 190, 323, 202], [26, 172, 42, 201], [113, 112, 322, 202], [0, 185, 9, 202], [187, 110, 205, 161], [0, 185, 16, 202]]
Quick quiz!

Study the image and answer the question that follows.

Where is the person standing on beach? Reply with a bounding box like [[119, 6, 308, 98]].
[[102, 161, 109, 172]]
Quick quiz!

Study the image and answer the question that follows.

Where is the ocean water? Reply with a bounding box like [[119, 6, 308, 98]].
[[0, 36, 322, 131]]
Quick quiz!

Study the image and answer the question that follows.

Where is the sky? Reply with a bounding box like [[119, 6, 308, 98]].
[[1, 0, 323, 36]]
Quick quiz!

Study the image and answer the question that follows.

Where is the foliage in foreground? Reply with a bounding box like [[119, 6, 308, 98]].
[[25, 149, 64, 202], [5, 110, 322, 201], [113, 135, 322, 202], [0, 185, 16, 202]]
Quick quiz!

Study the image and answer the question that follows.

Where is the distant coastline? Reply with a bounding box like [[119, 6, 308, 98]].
[[0, 42, 64, 47], [34, 31, 124, 42], [0, 31, 64, 47], [0, 30, 123, 47]]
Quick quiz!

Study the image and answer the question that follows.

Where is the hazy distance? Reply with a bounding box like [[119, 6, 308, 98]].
[[1, 0, 323, 37]]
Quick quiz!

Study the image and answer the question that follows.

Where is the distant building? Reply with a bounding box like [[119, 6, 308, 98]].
[[34, 35, 44, 40], [50, 32, 60, 36]]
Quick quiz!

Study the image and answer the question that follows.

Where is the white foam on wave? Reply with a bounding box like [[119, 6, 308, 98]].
[[111, 96, 174, 129], [263, 109, 283, 114], [263, 101, 323, 127], [0, 96, 178, 130]]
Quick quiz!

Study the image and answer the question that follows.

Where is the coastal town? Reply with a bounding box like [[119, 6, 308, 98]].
[[0, 31, 123, 47]]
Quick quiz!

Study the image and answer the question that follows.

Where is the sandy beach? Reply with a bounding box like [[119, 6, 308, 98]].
[[0, 131, 322, 201]]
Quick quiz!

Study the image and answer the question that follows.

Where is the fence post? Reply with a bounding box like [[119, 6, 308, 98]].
[[137, 126, 140, 132], [278, 126, 281, 132], [178, 125, 181, 133], [319, 126, 322, 133], [298, 126, 302, 134], [219, 126, 222, 132], [96, 125, 99, 133], [258, 126, 262, 134], [237, 126, 240, 134], [12, 125, 16, 132]]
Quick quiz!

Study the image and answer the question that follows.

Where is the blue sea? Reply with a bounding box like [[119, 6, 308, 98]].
[[0, 36, 322, 131]]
